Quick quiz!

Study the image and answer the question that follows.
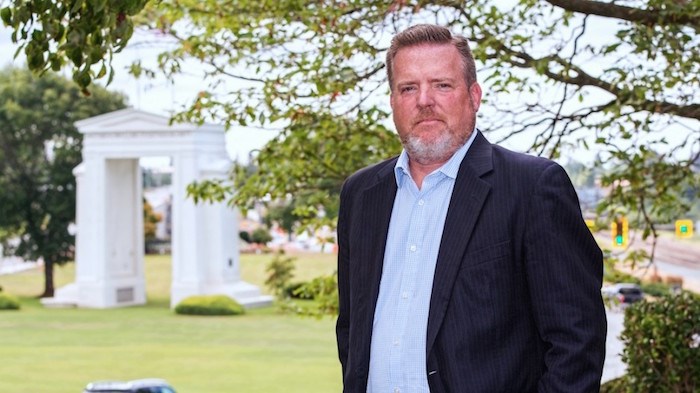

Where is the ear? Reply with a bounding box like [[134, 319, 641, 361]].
[[390, 92, 396, 111], [469, 83, 482, 112]]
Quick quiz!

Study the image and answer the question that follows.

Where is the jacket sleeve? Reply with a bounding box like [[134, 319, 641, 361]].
[[524, 163, 607, 392], [336, 178, 352, 380]]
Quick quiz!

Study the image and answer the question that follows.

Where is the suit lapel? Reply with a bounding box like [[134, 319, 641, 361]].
[[426, 132, 493, 353]]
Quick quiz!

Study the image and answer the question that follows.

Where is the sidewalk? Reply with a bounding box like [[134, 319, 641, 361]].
[[0, 258, 40, 275]]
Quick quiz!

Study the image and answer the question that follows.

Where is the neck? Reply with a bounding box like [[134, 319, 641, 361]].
[[408, 159, 447, 190]]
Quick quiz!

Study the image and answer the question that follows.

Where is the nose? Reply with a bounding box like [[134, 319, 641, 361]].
[[417, 87, 435, 108]]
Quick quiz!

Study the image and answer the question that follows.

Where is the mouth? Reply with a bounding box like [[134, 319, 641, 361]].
[[415, 118, 442, 125]]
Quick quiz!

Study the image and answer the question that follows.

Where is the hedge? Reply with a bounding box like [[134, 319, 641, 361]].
[[0, 292, 21, 310], [620, 292, 700, 392], [174, 295, 245, 316]]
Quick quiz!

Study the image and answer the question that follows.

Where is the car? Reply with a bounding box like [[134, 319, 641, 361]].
[[82, 378, 176, 393], [602, 283, 644, 305]]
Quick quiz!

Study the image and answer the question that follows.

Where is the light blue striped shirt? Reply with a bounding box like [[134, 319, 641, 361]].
[[367, 131, 478, 393]]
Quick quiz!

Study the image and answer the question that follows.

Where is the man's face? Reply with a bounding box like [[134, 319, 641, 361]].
[[390, 43, 482, 165]]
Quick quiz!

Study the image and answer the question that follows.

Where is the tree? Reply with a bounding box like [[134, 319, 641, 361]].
[[250, 227, 273, 246], [143, 197, 162, 241], [0, 66, 126, 297], [264, 202, 301, 242], [3, 0, 699, 251]]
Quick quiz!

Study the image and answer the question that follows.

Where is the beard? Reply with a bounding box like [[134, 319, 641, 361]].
[[401, 124, 468, 165]]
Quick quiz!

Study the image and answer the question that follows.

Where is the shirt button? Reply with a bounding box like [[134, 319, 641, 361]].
[[393, 340, 399, 346], [394, 389, 400, 393], [402, 292, 408, 299], [418, 199, 425, 206], [409, 245, 417, 252]]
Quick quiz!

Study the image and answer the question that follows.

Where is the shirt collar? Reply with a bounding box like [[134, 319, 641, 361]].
[[394, 128, 479, 187]]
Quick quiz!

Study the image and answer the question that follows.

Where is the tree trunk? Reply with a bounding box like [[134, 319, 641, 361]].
[[40, 258, 54, 298]]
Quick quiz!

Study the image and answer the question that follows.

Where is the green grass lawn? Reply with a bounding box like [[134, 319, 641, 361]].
[[0, 252, 341, 393]]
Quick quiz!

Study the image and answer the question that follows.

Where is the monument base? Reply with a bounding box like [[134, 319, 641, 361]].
[[42, 280, 273, 310], [170, 280, 273, 309], [40, 279, 147, 309]]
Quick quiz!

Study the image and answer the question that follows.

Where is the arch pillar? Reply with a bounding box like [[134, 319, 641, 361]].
[[41, 108, 271, 309]]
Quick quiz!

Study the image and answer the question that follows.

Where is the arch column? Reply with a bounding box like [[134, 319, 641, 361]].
[[170, 155, 263, 307], [41, 108, 271, 309]]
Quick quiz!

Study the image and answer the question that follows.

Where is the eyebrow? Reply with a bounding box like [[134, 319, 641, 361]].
[[396, 77, 457, 86], [430, 77, 456, 84]]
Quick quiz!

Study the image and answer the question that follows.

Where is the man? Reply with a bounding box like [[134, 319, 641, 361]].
[[336, 24, 606, 393]]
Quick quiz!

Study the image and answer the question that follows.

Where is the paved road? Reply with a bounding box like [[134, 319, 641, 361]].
[[655, 259, 700, 281], [656, 258, 700, 293], [596, 232, 700, 292]]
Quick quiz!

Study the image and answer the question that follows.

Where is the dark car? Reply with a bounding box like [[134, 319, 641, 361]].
[[602, 283, 644, 305], [82, 378, 176, 393]]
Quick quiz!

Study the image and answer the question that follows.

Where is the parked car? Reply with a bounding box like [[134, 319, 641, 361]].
[[602, 283, 645, 305], [82, 378, 176, 393]]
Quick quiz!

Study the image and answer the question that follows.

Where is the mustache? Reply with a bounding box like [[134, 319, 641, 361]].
[[413, 108, 443, 124]]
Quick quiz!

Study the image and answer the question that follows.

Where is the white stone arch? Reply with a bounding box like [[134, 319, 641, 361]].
[[42, 108, 271, 309]]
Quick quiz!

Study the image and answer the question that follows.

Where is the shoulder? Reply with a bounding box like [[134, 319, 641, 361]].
[[491, 144, 555, 169], [485, 144, 579, 206], [489, 144, 564, 179], [342, 156, 398, 194]]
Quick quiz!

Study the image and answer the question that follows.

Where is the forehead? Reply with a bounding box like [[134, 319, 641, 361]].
[[392, 43, 463, 80]]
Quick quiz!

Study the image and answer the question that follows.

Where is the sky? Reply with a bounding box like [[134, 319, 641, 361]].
[[0, 26, 277, 167], [112, 30, 282, 166]]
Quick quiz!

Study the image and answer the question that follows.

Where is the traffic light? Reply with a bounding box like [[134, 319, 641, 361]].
[[611, 217, 628, 247], [675, 220, 693, 238]]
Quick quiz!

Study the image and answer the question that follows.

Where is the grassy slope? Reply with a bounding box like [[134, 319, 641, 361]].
[[0, 252, 341, 393]]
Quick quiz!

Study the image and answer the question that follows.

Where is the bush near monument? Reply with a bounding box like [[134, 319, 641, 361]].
[[174, 295, 244, 316], [0, 292, 20, 310]]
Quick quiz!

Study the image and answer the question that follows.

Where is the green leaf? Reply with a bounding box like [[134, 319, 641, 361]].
[[1, 7, 13, 25], [96, 64, 107, 78], [72, 69, 91, 88]]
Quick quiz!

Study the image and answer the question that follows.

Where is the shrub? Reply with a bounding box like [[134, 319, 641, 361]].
[[251, 227, 273, 245], [0, 292, 21, 310], [296, 273, 338, 316], [265, 251, 296, 299], [284, 281, 313, 299], [621, 292, 700, 392], [599, 376, 627, 393], [174, 295, 245, 316], [639, 281, 670, 298], [603, 266, 640, 285]]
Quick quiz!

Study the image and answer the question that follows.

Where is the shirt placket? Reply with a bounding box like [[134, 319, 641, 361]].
[[388, 178, 432, 392]]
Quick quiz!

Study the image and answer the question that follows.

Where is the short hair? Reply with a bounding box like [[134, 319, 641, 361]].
[[386, 24, 478, 91]]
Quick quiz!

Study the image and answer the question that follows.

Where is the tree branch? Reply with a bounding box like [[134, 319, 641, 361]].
[[544, 0, 700, 28], [481, 37, 700, 120]]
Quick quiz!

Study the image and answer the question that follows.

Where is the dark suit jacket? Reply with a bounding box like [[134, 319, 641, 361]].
[[336, 132, 606, 392]]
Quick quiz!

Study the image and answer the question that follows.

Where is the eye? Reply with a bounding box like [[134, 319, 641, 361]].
[[436, 82, 452, 89], [400, 85, 416, 93]]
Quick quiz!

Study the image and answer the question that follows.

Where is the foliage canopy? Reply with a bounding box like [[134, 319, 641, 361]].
[[3, 0, 699, 242]]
